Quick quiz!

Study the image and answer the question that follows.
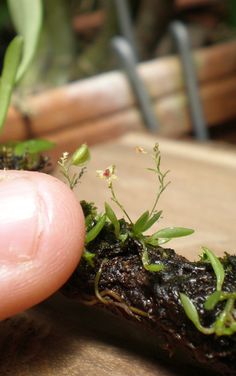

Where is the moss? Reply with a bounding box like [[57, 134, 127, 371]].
[[0, 143, 50, 171]]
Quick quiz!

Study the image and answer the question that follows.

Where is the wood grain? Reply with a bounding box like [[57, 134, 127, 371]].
[[0, 132, 236, 376]]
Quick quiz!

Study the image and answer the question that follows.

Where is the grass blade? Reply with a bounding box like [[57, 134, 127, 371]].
[[7, 0, 42, 82]]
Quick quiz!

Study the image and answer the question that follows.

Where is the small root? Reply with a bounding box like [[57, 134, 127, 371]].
[[93, 259, 150, 320]]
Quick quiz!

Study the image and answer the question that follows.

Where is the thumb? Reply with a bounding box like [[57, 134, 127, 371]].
[[0, 170, 85, 320]]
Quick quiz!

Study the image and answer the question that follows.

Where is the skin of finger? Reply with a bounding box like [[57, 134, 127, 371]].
[[0, 170, 85, 320]]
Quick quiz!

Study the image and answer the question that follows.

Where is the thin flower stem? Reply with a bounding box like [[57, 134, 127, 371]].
[[109, 181, 133, 224], [148, 144, 171, 217], [150, 180, 170, 217]]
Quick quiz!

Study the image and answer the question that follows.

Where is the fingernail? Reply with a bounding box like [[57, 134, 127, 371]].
[[0, 176, 43, 263]]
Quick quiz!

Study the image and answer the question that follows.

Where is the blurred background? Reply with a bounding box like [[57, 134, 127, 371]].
[[1, 0, 234, 81], [1, 0, 236, 149]]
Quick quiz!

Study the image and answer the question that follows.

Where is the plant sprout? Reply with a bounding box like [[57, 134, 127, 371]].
[[58, 144, 90, 190], [180, 247, 236, 336], [58, 143, 236, 336], [96, 143, 194, 253], [60, 143, 193, 273], [202, 247, 225, 292]]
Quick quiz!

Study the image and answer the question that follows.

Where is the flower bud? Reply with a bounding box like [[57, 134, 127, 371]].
[[71, 144, 90, 166]]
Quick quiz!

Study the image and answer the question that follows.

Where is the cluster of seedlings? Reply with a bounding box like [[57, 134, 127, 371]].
[[58, 143, 236, 340]]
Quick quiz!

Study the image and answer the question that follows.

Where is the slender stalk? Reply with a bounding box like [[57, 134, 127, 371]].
[[109, 180, 133, 224], [149, 146, 170, 217]]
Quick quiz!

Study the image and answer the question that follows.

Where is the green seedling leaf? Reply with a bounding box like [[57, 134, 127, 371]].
[[145, 263, 165, 272], [0, 35, 23, 130], [141, 248, 165, 273], [180, 293, 214, 335], [202, 247, 225, 291], [71, 143, 90, 166], [146, 227, 194, 246], [204, 291, 222, 310], [132, 211, 149, 235], [14, 139, 55, 156], [7, 0, 42, 82], [153, 227, 194, 239], [180, 293, 202, 329], [85, 214, 106, 244], [105, 202, 120, 237], [142, 210, 162, 232], [214, 298, 234, 336]]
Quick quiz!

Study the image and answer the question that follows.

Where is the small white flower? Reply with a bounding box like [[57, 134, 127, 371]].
[[96, 165, 117, 186], [135, 146, 147, 154], [58, 151, 69, 167]]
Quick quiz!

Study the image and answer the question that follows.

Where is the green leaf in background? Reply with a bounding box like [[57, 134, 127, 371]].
[[14, 139, 55, 156], [71, 143, 90, 166], [0, 36, 23, 130], [7, 0, 42, 82]]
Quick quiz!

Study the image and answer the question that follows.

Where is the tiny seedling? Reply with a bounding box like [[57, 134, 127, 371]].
[[95, 143, 194, 271], [58, 144, 90, 190], [180, 247, 236, 336], [58, 143, 236, 336]]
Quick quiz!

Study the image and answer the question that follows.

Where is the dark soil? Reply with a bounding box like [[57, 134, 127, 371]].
[[62, 218, 236, 376]]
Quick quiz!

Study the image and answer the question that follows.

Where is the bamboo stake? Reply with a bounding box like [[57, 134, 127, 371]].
[[42, 74, 236, 156], [2, 41, 236, 143]]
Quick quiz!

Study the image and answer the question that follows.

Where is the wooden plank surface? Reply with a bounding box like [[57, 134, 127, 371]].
[[0, 132, 236, 375]]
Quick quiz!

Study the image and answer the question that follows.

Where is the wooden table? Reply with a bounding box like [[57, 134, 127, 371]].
[[0, 132, 236, 376]]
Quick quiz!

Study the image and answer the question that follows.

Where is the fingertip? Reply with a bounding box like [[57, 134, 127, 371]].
[[0, 170, 85, 320]]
